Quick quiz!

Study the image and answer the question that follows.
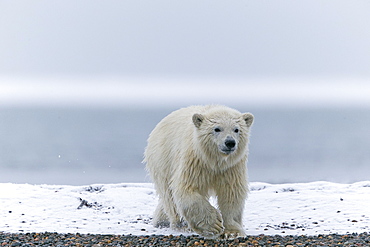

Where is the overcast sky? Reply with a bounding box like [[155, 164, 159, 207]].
[[1, 0, 370, 78]]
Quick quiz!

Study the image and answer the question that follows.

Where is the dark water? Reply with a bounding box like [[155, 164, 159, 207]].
[[1, 106, 369, 185]]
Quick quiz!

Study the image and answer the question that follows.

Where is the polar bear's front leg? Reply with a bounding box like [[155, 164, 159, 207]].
[[217, 196, 246, 239], [175, 192, 224, 238], [212, 164, 248, 239], [216, 183, 247, 239]]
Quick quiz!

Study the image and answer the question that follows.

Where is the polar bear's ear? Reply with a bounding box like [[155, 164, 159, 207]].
[[242, 113, 254, 127], [192, 113, 204, 128]]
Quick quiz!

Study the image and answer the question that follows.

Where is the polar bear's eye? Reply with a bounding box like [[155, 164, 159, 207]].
[[234, 128, 239, 133], [214, 128, 221, 133]]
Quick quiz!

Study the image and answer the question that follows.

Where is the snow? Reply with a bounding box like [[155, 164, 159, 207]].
[[1, 181, 370, 236]]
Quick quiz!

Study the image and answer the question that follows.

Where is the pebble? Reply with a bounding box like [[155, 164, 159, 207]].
[[0, 232, 369, 246]]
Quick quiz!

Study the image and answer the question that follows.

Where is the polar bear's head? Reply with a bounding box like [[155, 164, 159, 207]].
[[192, 109, 254, 160]]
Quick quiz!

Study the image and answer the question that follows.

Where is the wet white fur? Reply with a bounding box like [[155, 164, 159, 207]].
[[144, 105, 254, 238]]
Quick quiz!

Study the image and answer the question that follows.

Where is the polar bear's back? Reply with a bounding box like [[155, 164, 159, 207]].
[[144, 105, 243, 177], [145, 106, 216, 171], [144, 105, 204, 163], [145, 105, 238, 150]]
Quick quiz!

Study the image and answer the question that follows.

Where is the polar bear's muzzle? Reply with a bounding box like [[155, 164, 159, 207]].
[[220, 137, 237, 155]]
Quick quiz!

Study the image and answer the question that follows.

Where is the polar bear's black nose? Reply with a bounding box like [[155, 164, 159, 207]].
[[225, 139, 236, 149]]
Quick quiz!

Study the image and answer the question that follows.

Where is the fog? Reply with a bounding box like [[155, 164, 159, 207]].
[[1, 0, 369, 78], [1, 76, 370, 108]]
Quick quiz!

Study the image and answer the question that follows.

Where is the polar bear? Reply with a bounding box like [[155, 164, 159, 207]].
[[144, 105, 254, 239]]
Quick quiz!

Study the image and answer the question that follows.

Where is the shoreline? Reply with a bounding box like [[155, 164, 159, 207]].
[[2, 182, 370, 236], [0, 232, 369, 246]]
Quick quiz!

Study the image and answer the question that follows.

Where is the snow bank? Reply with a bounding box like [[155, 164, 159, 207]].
[[1, 182, 369, 236]]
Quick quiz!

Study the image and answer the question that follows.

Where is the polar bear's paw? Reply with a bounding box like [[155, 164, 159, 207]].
[[221, 226, 246, 239], [191, 208, 224, 238], [171, 219, 189, 231]]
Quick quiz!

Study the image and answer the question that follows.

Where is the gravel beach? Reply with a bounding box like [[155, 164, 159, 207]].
[[1, 232, 370, 247]]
